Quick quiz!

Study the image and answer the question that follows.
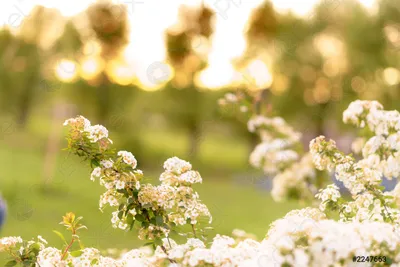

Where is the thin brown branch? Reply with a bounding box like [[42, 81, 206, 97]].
[[61, 230, 76, 260]]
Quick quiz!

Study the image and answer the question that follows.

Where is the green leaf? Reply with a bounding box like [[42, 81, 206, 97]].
[[29, 243, 41, 254], [76, 225, 88, 231], [91, 159, 100, 167], [126, 203, 135, 211], [126, 214, 134, 225], [117, 189, 129, 198], [53, 230, 68, 245], [30, 243, 41, 251], [129, 219, 135, 231], [155, 215, 163, 226], [5, 260, 17, 267], [154, 238, 162, 246], [78, 239, 85, 250], [70, 250, 84, 257], [135, 214, 145, 222], [118, 211, 124, 220]]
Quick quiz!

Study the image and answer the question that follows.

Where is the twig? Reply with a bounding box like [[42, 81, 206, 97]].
[[167, 237, 172, 248], [61, 230, 76, 260], [253, 88, 269, 115], [191, 224, 197, 238], [160, 245, 176, 264], [9, 251, 22, 263]]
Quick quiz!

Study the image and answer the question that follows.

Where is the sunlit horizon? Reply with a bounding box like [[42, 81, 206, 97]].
[[0, 0, 378, 90]]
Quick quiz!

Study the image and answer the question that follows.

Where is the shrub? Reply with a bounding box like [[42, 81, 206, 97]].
[[2, 99, 400, 266]]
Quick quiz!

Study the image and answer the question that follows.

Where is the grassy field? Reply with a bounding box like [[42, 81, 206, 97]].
[[0, 123, 302, 263]]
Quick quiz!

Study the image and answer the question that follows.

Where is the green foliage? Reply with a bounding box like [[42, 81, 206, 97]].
[[242, 0, 400, 136]]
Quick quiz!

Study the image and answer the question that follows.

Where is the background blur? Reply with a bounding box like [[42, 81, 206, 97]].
[[1, 0, 400, 258]]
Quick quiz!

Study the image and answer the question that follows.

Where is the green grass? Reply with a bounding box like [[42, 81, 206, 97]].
[[0, 127, 301, 263]]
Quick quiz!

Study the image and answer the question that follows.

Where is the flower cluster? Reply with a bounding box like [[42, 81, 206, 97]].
[[64, 116, 112, 145], [309, 135, 399, 223], [315, 184, 341, 211], [263, 209, 400, 267], [0, 236, 23, 252], [344, 100, 400, 179], [342, 100, 384, 128], [247, 116, 301, 174], [5, 100, 400, 266], [309, 136, 338, 172], [271, 153, 317, 202], [0, 235, 49, 266], [247, 116, 301, 145], [247, 114, 325, 202], [217, 90, 327, 202], [64, 116, 211, 246], [160, 157, 202, 185], [309, 101, 400, 226], [218, 92, 250, 114], [218, 93, 238, 106], [249, 139, 299, 174], [5, 209, 400, 266]]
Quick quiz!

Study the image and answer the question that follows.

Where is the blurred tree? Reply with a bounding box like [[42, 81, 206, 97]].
[[52, 20, 83, 59], [44, 4, 140, 159], [243, 0, 400, 137], [0, 28, 16, 114], [164, 3, 216, 159], [241, 1, 277, 65], [224, 1, 278, 152], [0, 6, 62, 127], [86, 0, 130, 125]]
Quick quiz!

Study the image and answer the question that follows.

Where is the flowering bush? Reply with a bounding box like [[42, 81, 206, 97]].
[[3, 99, 400, 266], [63, 116, 212, 247], [219, 90, 328, 202]]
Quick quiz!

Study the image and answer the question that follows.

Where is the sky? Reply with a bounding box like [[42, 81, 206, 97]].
[[0, 0, 378, 89]]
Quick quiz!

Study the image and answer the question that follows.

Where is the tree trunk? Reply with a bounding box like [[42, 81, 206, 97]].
[[188, 122, 201, 160], [187, 86, 202, 160], [98, 72, 111, 125], [16, 71, 38, 128], [315, 103, 328, 136]]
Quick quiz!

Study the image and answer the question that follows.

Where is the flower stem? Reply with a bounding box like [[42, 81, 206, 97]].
[[160, 245, 176, 264], [61, 230, 76, 260], [9, 250, 22, 263], [191, 224, 197, 238]]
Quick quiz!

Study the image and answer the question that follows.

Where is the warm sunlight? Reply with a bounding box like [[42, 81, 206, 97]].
[[1, 0, 378, 89], [55, 59, 78, 82], [80, 57, 104, 80], [244, 59, 274, 90]]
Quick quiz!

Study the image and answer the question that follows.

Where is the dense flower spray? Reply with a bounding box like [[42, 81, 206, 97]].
[[3, 100, 400, 266], [219, 90, 327, 202], [63, 116, 211, 245]]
